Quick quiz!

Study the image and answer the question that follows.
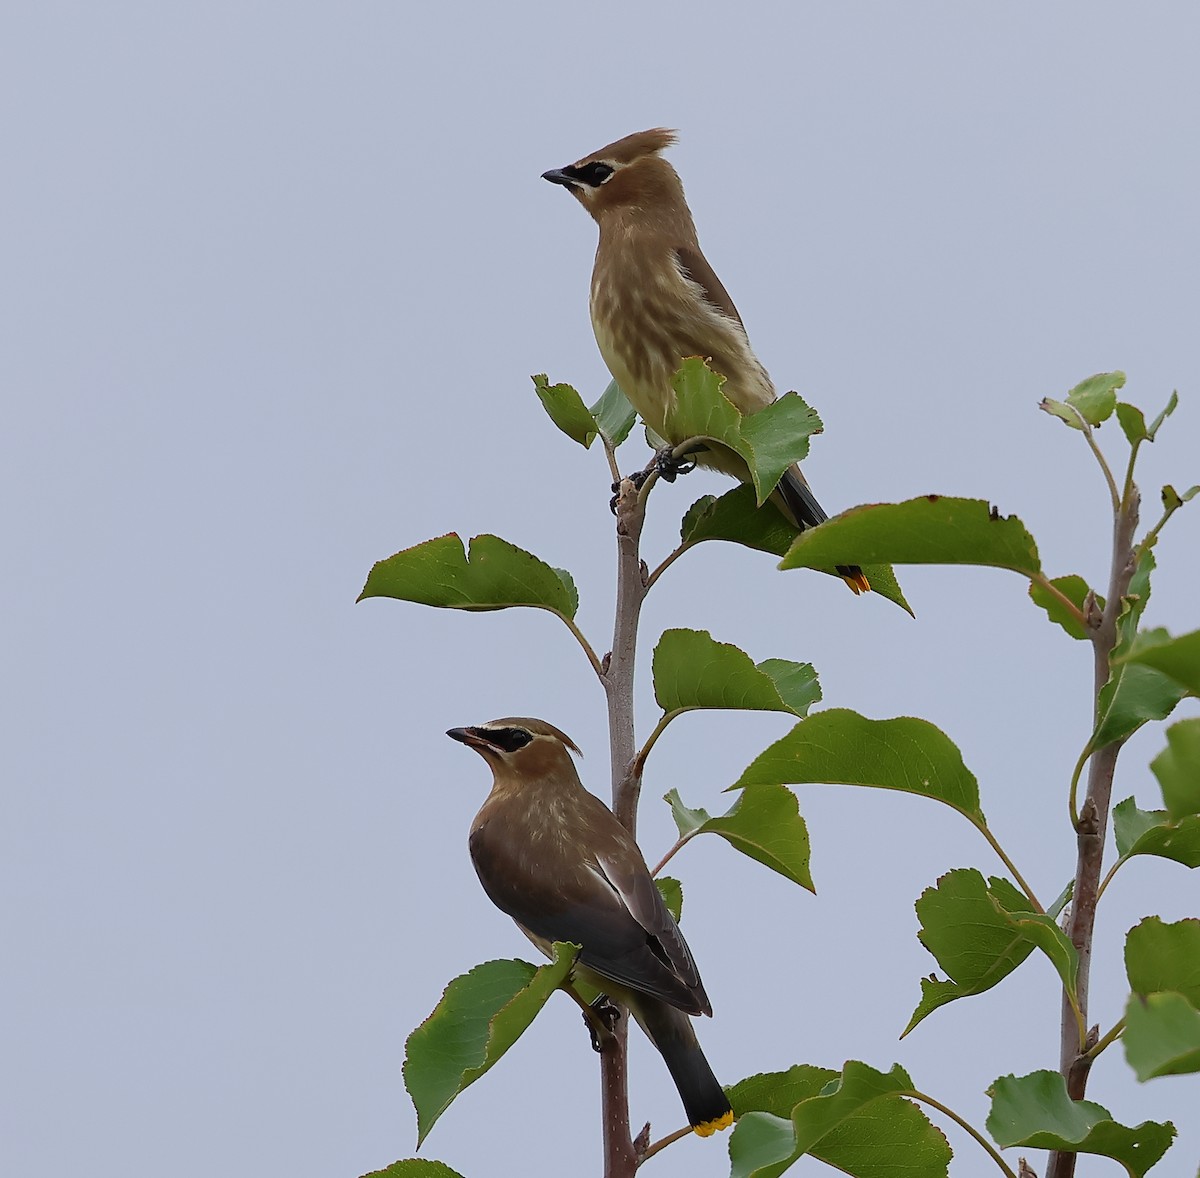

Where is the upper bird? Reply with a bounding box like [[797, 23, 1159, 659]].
[[543, 128, 868, 594], [448, 717, 734, 1137]]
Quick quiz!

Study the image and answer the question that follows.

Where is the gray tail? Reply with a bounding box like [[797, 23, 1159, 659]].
[[636, 999, 733, 1136]]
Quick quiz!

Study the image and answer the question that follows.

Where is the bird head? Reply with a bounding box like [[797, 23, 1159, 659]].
[[542, 128, 685, 224], [447, 717, 582, 783]]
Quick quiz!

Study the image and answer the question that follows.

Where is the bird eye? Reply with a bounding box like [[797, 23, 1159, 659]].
[[488, 727, 533, 752], [577, 161, 614, 186]]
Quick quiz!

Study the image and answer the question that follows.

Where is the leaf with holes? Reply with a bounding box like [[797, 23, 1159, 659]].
[[780, 496, 1041, 578]]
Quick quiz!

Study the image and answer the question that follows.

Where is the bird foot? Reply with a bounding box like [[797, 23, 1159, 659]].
[[584, 995, 621, 1052], [653, 445, 696, 483]]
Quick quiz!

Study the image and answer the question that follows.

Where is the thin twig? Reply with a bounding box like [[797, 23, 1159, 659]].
[[633, 711, 684, 774], [911, 1091, 1019, 1178], [558, 612, 606, 680], [650, 835, 693, 879], [1094, 856, 1125, 904], [1081, 423, 1121, 513], [644, 543, 691, 592], [638, 1124, 693, 1165], [1085, 1016, 1126, 1060], [973, 822, 1045, 913]]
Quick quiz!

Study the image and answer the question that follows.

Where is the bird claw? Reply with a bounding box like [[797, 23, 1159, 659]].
[[654, 446, 696, 483], [584, 995, 621, 1052]]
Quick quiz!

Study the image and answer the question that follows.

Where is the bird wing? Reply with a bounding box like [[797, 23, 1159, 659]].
[[674, 244, 744, 328], [470, 815, 710, 1015]]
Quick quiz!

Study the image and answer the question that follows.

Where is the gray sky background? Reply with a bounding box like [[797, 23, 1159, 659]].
[[4, 4, 1199, 1176]]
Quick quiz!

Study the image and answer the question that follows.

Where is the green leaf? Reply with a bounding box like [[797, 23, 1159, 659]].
[[1125, 917, 1200, 1004], [362, 1162, 466, 1178], [1068, 371, 1125, 424], [1150, 718, 1200, 820], [1146, 390, 1180, 440], [1161, 484, 1196, 512], [1091, 549, 1187, 750], [987, 1070, 1174, 1176], [736, 709, 985, 825], [531, 374, 598, 447], [728, 1062, 950, 1178], [664, 358, 822, 506], [655, 876, 683, 923], [652, 629, 820, 719], [737, 392, 824, 502], [662, 785, 814, 891], [1124, 991, 1200, 1080], [1122, 628, 1200, 696], [1117, 402, 1149, 445], [359, 534, 579, 619], [704, 785, 814, 891], [589, 380, 637, 447], [1029, 574, 1101, 641], [905, 871, 1077, 1035], [681, 487, 797, 556], [1112, 798, 1200, 869], [677, 487, 913, 613], [664, 788, 711, 839], [729, 1065, 836, 1118], [403, 945, 577, 1145], [779, 496, 1041, 577], [1042, 371, 1125, 429]]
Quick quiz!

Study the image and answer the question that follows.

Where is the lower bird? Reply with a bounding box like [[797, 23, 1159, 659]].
[[447, 717, 734, 1137], [543, 127, 869, 594]]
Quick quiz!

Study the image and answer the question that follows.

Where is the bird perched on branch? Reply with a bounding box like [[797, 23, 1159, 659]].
[[447, 717, 734, 1137], [543, 127, 869, 594]]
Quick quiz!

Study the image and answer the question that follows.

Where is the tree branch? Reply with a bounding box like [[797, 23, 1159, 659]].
[[1047, 482, 1140, 1178], [597, 471, 652, 1178]]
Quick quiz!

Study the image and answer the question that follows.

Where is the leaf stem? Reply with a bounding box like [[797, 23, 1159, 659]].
[[1029, 573, 1091, 635], [1067, 748, 1088, 829], [558, 612, 606, 679], [910, 1091, 1018, 1178], [601, 437, 622, 487], [649, 834, 694, 879], [634, 711, 685, 774], [1093, 856, 1125, 905], [637, 1124, 692, 1165], [1085, 1016, 1126, 1060], [645, 543, 692, 592], [973, 821, 1045, 913], [1081, 421, 1121, 513]]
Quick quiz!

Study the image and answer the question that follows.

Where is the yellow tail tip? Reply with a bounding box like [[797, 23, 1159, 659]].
[[842, 570, 871, 595], [693, 1109, 734, 1137]]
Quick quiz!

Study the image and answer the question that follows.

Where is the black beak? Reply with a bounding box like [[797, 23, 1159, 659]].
[[447, 726, 498, 752], [541, 168, 576, 188]]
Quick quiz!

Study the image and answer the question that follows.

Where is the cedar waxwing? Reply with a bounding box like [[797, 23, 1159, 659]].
[[543, 128, 869, 594], [447, 717, 734, 1137]]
